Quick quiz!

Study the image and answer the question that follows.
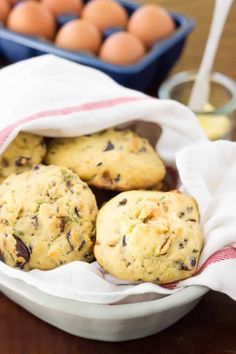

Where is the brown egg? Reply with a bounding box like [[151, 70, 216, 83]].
[[55, 19, 102, 55], [0, 0, 11, 23], [99, 31, 145, 66], [128, 4, 175, 48], [7, 1, 56, 40], [82, 0, 128, 31], [42, 0, 83, 16]]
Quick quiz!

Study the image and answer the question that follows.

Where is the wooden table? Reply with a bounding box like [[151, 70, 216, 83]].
[[1, 290, 236, 354], [1, 1, 236, 353]]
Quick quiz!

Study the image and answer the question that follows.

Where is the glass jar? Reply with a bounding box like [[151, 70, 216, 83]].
[[158, 71, 236, 140]]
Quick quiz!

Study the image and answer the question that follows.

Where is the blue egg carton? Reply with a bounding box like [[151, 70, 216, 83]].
[[0, 0, 195, 92]]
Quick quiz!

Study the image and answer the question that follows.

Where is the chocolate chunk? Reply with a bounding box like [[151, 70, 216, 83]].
[[179, 262, 190, 271], [97, 162, 103, 166], [34, 165, 40, 171], [15, 157, 31, 167], [184, 238, 188, 243], [191, 257, 197, 267], [186, 219, 197, 222], [192, 249, 199, 253], [78, 240, 85, 251], [59, 217, 66, 232], [66, 232, 74, 251], [114, 174, 120, 183], [122, 235, 127, 247], [31, 215, 38, 227], [179, 242, 184, 249], [0, 250, 5, 263], [74, 207, 80, 218], [103, 140, 114, 152], [85, 134, 92, 137], [179, 212, 185, 218], [13, 235, 30, 267], [1, 158, 9, 167], [118, 198, 127, 206]]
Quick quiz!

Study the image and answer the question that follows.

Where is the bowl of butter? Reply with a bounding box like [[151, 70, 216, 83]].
[[158, 70, 236, 140]]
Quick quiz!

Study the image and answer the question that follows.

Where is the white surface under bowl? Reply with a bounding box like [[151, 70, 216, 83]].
[[0, 271, 208, 342]]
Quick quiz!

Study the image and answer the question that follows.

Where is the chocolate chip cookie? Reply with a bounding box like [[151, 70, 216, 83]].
[[45, 128, 166, 191], [0, 165, 98, 270], [0, 132, 46, 183], [95, 190, 203, 284]]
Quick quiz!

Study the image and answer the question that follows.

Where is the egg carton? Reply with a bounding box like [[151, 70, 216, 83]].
[[0, 0, 195, 92]]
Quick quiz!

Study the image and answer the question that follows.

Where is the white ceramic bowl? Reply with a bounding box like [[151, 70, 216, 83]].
[[0, 271, 208, 342]]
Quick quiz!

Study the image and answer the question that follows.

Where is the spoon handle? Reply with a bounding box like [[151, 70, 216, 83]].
[[188, 0, 233, 111]]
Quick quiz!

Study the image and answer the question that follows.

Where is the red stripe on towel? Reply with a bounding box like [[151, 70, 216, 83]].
[[195, 246, 236, 275], [162, 246, 236, 290], [0, 96, 149, 145]]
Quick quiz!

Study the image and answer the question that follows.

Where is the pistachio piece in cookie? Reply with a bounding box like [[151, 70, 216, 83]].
[[45, 128, 166, 191], [95, 190, 203, 284]]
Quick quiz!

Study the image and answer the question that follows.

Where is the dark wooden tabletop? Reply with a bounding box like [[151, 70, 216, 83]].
[[1, 290, 236, 354], [1, 0, 236, 353]]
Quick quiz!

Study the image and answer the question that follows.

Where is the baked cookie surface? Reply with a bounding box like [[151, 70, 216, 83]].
[[0, 132, 46, 183], [0, 165, 98, 270], [45, 128, 166, 191], [95, 190, 203, 284]]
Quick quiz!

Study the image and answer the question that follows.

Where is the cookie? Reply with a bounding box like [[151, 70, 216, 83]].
[[45, 128, 166, 191], [0, 132, 46, 183], [0, 165, 98, 270], [95, 190, 203, 284]]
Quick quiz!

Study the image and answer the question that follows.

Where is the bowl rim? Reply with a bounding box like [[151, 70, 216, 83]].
[[1, 272, 208, 320], [158, 70, 236, 116]]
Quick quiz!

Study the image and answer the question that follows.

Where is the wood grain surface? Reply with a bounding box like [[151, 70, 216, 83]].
[[1, 291, 236, 354], [0, 1, 236, 353]]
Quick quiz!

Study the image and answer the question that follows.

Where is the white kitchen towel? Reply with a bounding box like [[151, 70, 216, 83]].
[[0, 55, 235, 304]]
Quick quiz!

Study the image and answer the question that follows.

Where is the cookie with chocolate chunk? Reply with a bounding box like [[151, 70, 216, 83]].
[[0, 132, 46, 183], [45, 128, 166, 191], [95, 190, 203, 284], [0, 165, 98, 270]]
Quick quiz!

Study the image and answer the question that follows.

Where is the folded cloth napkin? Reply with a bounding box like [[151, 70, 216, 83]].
[[0, 55, 235, 304]]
